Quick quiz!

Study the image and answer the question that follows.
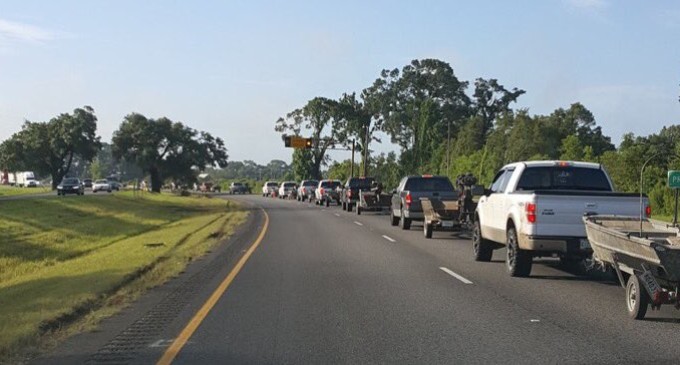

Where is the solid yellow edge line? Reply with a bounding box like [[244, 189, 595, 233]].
[[156, 209, 270, 365]]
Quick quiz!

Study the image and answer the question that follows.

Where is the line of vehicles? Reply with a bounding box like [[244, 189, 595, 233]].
[[57, 177, 122, 196], [257, 160, 680, 320]]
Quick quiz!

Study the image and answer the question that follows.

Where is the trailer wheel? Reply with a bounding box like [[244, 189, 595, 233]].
[[506, 226, 532, 277], [400, 210, 411, 230], [342, 202, 347, 211], [390, 210, 399, 226], [424, 223, 433, 238], [626, 274, 649, 320], [472, 219, 493, 262], [326, 199, 330, 207]]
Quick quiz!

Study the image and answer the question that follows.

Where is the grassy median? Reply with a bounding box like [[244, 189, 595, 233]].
[[0, 192, 247, 359], [0, 185, 51, 198]]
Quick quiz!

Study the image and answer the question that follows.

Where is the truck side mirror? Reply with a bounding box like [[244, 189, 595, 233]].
[[391, 189, 397, 195], [471, 185, 485, 196]]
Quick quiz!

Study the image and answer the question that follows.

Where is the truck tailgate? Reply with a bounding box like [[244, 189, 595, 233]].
[[407, 191, 458, 212], [532, 193, 643, 237]]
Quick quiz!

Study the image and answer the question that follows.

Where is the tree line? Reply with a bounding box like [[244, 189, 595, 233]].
[[0, 108, 228, 192], [277, 58, 680, 216]]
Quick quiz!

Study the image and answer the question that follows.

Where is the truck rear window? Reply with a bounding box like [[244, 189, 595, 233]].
[[321, 181, 341, 189], [303, 180, 318, 187], [404, 177, 454, 192], [348, 177, 375, 189], [516, 167, 612, 191]]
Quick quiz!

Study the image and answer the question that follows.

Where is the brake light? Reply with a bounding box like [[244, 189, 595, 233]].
[[422, 174, 433, 178], [302, 187, 306, 193], [645, 205, 652, 218], [557, 161, 571, 167], [526, 203, 537, 224], [405, 193, 412, 207], [320, 188, 325, 195], [347, 190, 352, 198]]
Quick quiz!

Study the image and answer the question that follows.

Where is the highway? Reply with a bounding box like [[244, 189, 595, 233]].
[[39, 194, 680, 364]]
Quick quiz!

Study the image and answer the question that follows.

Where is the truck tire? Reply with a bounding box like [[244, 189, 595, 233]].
[[424, 223, 433, 238], [390, 210, 399, 226], [506, 226, 532, 277], [626, 274, 649, 320], [356, 205, 362, 215], [326, 199, 330, 207], [342, 202, 347, 211], [472, 219, 493, 262], [400, 209, 411, 230]]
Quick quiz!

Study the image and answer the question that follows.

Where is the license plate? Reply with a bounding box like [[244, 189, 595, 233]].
[[579, 239, 591, 250], [441, 221, 454, 228], [640, 271, 662, 296]]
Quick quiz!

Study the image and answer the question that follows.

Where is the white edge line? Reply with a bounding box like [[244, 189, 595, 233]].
[[439, 267, 473, 285], [353, 221, 363, 226], [382, 235, 396, 242]]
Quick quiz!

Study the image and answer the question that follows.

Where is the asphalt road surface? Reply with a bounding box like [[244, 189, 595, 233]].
[[38, 194, 680, 364]]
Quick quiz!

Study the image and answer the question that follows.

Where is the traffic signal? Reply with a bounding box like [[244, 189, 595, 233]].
[[283, 135, 313, 149]]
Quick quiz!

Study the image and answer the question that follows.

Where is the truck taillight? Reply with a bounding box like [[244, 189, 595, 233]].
[[319, 188, 325, 195], [405, 193, 412, 207], [347, 190, 352, 198], [302, 187, 306, 193], [526, 203, 537, 224], [645, 205, 652, 218]]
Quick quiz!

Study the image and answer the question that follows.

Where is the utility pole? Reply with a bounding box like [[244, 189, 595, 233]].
[[446, 120, 451, 175], [350, 139, 355, 178], [363, 124, 369, 177]]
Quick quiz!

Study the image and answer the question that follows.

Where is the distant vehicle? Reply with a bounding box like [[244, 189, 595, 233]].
[[57, 177, 85, 196], [200, 182, 214, 192], [390, 175, 457, 230], [297, 180, 318, 202], [262, 181, 279, 197], [229, 182, 248, 194], [314, 179, 342, 206], [82, 178, 93, 189], [211, 184, 222, 193], [340, 177, 375, 211], [8, 171, 37, 187], [106, 178, 121, 191], [473, 160, 646, 277], [278, 181, 298, 199], [92, 179, 112, 193]]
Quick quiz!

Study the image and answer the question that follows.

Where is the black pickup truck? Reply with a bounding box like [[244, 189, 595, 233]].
[[341, 177, 375, 211], [390, 175, 457, 230]]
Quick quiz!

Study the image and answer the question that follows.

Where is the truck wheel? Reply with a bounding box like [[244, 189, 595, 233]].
[[342, 202, 347, 211], [390, 210, 399, 226], [506, 226, 532, 277], [356, 205, 362, 215], [326, 199, 330, 207], [400, 210, 411, 230], [472, 219, 493, 262], [424, 223, 433, 238], [626, 274, 649, 320]]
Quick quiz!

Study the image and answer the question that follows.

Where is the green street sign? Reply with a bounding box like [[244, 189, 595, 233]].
[[669, 171, 680, 189]]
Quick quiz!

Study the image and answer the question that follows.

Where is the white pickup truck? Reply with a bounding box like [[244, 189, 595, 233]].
[[473, 161, 649, 277]]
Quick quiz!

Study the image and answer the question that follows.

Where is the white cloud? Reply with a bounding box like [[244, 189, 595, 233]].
[[0, 18, 55, 44], [564, 0, 608, 11]]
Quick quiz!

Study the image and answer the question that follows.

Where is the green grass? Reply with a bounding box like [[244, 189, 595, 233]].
[[0, 185, 51, 197], [0, 192, 247, 360]]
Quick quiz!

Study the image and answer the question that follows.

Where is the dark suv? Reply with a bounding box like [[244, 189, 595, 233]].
[[340, 177, 375, 211], [390, 175, 457, 230], [57, 178, 85, 196]]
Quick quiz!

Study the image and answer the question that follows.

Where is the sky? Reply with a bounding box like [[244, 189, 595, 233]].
[[0, 0, 679, 164]]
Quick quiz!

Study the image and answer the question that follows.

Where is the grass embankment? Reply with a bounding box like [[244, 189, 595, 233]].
[[0, 192, 247, 359], [0, 185, 50, 198]]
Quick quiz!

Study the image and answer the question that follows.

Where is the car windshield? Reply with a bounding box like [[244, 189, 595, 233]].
[[320, 181, 341, 188], [63, 178, 78, 185], [516, 166, 612, 191], [404, 177, 454, 192], [95, 180, 107, 184]]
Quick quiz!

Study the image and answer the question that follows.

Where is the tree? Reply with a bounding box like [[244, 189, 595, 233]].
[[0, 106, 101, 189], [560, 135, 584, 161], [472, 78, 525, 134], [112, 113, 228, 192], [275, 97, 341, 179], [371, 59, 471, 173], [292, 148, 315, 181]]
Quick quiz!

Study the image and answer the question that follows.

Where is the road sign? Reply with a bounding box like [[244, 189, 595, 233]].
[[669, 171, 680, 189]]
